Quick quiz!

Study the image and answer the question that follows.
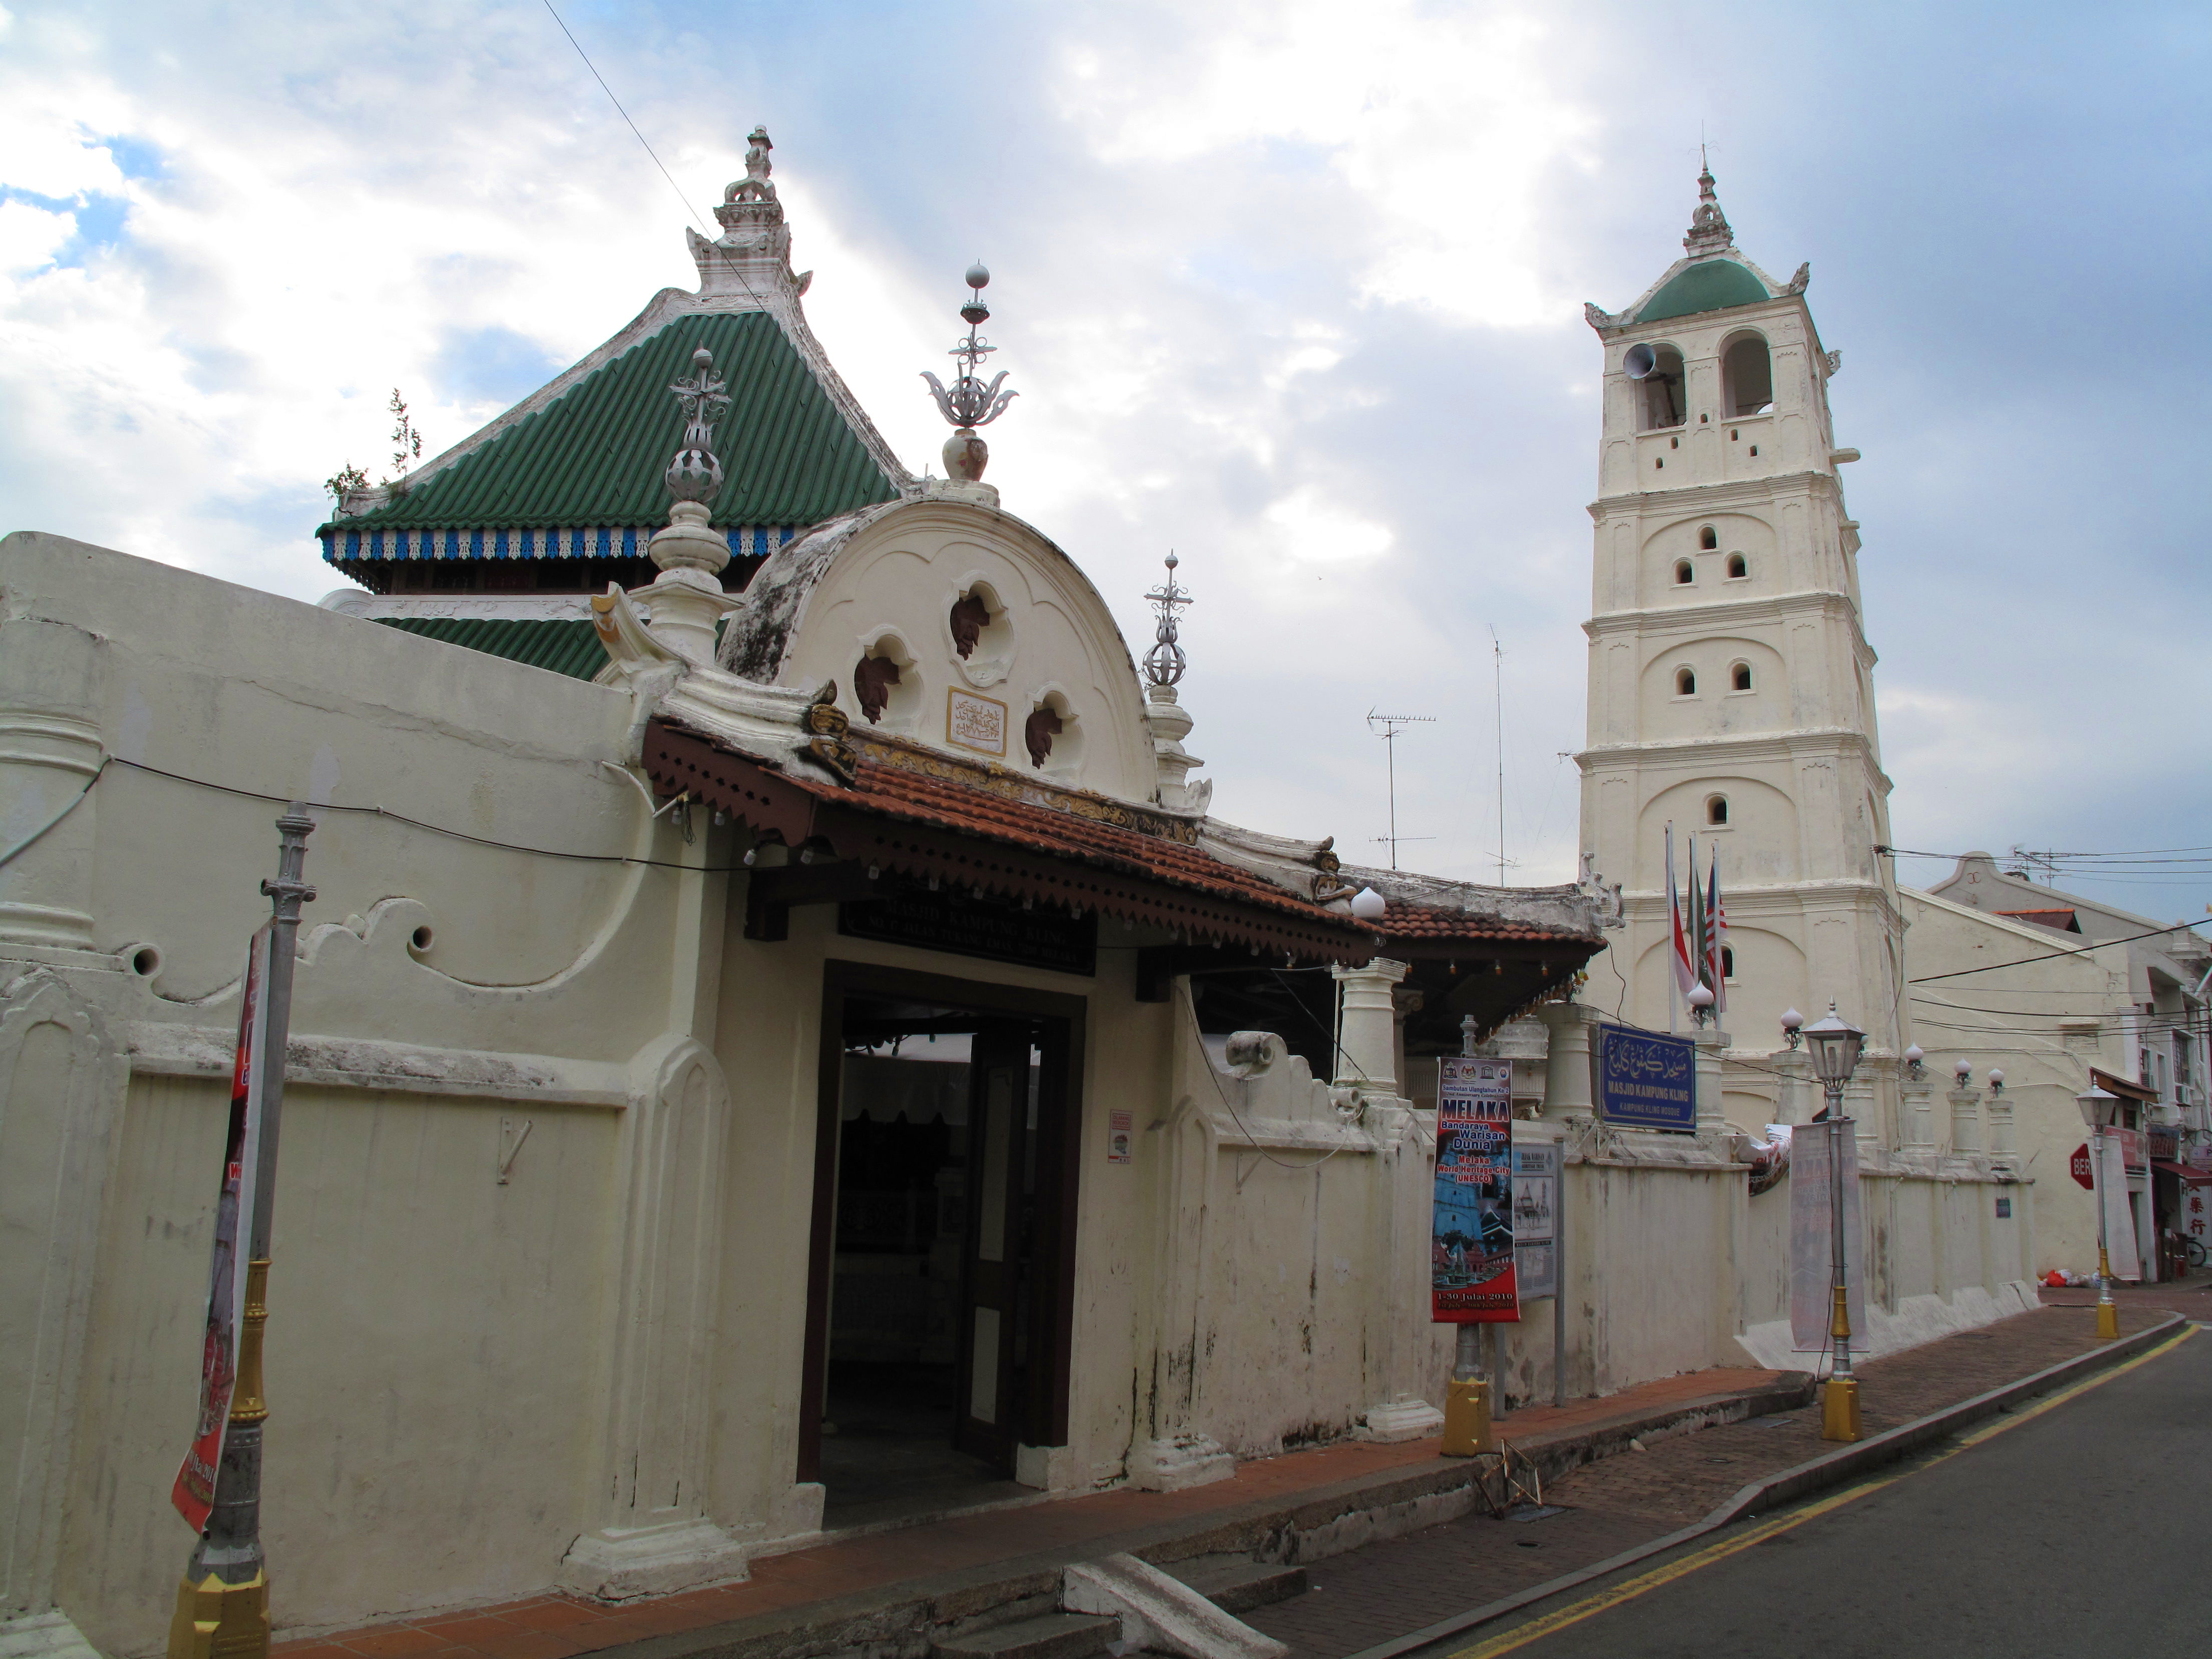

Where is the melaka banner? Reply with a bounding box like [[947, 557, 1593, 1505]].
[[171, 924, 271, 1533], [1432, 1057, 1520, 1323]]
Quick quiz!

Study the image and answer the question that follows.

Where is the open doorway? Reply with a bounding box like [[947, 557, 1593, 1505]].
[[800, 965, 1084, 1528]]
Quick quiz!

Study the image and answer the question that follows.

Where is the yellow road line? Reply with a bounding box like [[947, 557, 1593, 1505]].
[[1447, 1325, 2198, 1659]]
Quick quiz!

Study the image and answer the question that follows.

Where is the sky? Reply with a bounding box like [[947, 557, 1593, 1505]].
[[5, 0, 2210, 926]]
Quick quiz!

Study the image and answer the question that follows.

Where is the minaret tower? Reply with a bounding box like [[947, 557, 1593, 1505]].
[[1577, 164, 1904, 1124]]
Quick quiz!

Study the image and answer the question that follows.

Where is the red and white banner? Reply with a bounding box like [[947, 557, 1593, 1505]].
[[171, 924, 271, 1533], [1432, 1057, 1520, 1323]]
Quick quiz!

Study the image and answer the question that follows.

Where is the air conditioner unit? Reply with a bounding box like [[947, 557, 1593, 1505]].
[[2176, 1082, 2198, 1109]]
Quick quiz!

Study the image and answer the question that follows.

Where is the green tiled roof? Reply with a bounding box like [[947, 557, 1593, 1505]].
[[1636, 259, 1771, 324], [374, 616, 610, 680], [324, 311, 901, 535]]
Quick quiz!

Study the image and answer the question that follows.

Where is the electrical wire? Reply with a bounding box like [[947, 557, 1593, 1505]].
[[0, 757, 108, 872]]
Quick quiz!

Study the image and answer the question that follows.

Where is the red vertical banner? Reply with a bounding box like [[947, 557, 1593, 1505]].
[[172, 924, 272, 1532], [1432, 1057, 1520, 1323]]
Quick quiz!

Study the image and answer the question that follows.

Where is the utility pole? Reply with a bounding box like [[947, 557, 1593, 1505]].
[[1367, 710, 1436, 871], [168, 804, 314, 1659], [1490, 627, 1507, 887]]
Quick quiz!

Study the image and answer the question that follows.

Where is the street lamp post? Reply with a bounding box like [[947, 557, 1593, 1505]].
[[1799, 1002, 1866, 1443], [2077, 1085, 2123, 1341]]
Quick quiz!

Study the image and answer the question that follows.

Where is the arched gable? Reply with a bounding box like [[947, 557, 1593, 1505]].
[[719, 497, 1154, 801]]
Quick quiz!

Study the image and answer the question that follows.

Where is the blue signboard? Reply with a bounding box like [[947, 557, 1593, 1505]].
[[1595, 1026, 1697, 1133]]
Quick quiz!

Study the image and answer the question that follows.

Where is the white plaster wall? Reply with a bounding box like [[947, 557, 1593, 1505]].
[[58, 1076, 620, 1652]]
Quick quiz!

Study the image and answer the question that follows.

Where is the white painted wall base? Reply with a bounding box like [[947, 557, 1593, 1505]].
[[556, 1519, 747, 1601], [1016, 1443, 1079, 1492], [0, 1613, 103, 1659], [1126, 1435, 1236, 1493], [1355, 1396, 1446, 1443], [1736, 1279, 2041, 1372]]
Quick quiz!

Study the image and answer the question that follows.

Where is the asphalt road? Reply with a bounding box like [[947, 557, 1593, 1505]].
[[1435, 1325, 2209, 1659]]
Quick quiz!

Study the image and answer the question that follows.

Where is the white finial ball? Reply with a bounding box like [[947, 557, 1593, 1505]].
[[1349, 887, 1388, 920], [965, 260, 990, 291], [1904, 1044, 1923, 1064], [1955, 1057, 1973, 1080], [1988, 1068, 2005, 1086], [693, 347, 713, 370], [1780, 1007, 1803, 1032], [1164, 550, 1179, 570], [1687, 984, 1714, 1009]]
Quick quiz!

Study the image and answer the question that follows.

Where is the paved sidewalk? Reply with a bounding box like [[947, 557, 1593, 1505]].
[[270, 1369, 1788, 1659], [1242, 1302, 2173, 1659], [2037, 1275, 2212, 1321]]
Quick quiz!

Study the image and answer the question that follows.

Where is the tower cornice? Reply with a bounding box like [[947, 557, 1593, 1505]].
[[1584, 588, 1878, 668], [1578, 725, 1893, 795], [1587, 468, 1845, 521]]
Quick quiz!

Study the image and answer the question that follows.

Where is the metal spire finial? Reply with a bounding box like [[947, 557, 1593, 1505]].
[[1142, 550, 1192, 688], [922, 262, 1017, 483], [664, 346, 731, 502], [1684, 153, 1735, 258]]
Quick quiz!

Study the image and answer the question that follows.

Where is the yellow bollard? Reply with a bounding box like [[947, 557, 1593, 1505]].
[[1820, 1376, 1861, 1443], [166, 1569, 267, 1659], [1442, 1375, 1494, 1457]]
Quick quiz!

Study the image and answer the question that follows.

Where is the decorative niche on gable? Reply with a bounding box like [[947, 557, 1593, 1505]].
[[945, 577, 1014, 687], [853, 629, 921, 729], [1024, 687, 1084, 777]]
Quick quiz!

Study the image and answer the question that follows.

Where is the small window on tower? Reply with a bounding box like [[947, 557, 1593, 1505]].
[[1732, 662, 1753, 692], [1727, 554, 1748, 579], [1677, 667, 1697, 696], [1708, 795, 1730, 825], [1674, 561, 1694, 585], [1699, 526, 1718, 550], [1722, 946, 1736, 979]]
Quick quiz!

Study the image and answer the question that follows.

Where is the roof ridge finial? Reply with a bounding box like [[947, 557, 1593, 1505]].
[[1684, 151, 1735, 258], [921, 261, 1017, 488], [1142, 550, 1192, 690], [691, 124, 797, 302]]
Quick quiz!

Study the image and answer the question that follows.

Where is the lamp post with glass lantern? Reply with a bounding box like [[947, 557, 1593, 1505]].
[[1797, 1003, 1866, 1442], [2076, 1085, 2123, 1340]]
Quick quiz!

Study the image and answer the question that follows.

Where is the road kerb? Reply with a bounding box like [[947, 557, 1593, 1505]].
[[1334, 1312, 2189, 1659]]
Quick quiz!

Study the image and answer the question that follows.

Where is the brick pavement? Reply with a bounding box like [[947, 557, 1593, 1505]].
[[1244, 1302, 2175, 1659]]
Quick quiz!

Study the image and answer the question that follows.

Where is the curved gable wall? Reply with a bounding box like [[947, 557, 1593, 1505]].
[[747, 499, 1155, 802]]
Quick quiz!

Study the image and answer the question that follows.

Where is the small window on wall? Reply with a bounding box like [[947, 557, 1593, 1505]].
[[1722, 946, 1736, 979], [1674, 560, 1694, 585], [1727, 554, 1748, 579], [1699, 526, 1718, 550], [1707, 795, 1729, 825], [1676, 667, 1697, 696], [1731, 662, 1753, 692]]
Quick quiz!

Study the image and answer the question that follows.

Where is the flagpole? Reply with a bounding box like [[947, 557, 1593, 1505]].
[[1666, 823, 1679, 1032]]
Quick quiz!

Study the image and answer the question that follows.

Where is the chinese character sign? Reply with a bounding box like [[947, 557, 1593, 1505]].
[[1433, 1058, 1519, 1323]]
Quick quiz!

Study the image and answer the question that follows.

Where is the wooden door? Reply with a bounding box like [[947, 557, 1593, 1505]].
[[952, 1022, 1030, 1468]]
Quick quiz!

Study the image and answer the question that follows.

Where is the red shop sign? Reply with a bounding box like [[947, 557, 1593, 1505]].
[[2070, 1143, 2094, 1190]]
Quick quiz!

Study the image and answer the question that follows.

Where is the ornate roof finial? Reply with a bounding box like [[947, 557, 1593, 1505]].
[[664, 347, 731, 502], [692, 124, 796, 300], [1142, 550, 1192, 688], [1684, 149, 1735, 257], [922, 262, 1017, 484]]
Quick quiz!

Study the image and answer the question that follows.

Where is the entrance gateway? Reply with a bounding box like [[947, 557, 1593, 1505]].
[[801, 962, 1085, 1525]]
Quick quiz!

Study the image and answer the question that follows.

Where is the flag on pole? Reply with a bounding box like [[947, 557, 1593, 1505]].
[[1706, 854, 1729, 1014], [1666, 824, 1697, 1004]]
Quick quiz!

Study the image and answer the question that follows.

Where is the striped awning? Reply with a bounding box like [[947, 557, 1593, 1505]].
[[320, 524, 798, 564]]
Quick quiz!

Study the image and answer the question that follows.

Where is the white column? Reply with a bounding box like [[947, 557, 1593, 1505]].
[[1900, 1074, 1936, 1156], [0, 613, 104, 952], [1986, 1088, 2018, 1173], [1537, 1001, 1597, 1122], [1333, 958, 1409, 1092], [1692, 1027, 1729, 1137], [1948, 1086, 1981, 1158], [1769, 1048, 1813, 1127]]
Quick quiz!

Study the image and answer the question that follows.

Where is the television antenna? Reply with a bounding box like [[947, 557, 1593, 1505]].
[[1367, 709, 1436, 871], [1490, 626, 1507, 888]]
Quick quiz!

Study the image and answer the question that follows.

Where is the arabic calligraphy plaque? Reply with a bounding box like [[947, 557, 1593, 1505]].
[[1595, 1027, 1697, 1133]]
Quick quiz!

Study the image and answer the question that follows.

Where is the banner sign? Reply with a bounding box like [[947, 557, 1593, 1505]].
[[1788, 1119, 1867, 1353], [1595, 1026, 1696, 1133], [172, 924, 271, 1533], [1432, 1058, 1519, 1323], [1513, 1140, 1558, 1301]]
